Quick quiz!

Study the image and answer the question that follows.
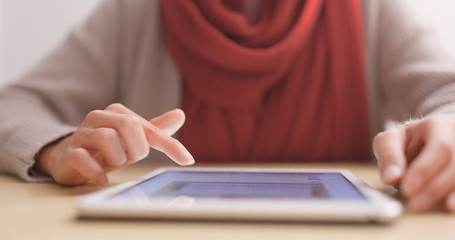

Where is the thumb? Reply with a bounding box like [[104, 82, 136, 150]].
[[149, 109, 186, 136], [372, 129, 407, 185]]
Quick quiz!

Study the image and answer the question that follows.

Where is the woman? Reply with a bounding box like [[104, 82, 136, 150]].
[[1, 0, 455, 213]]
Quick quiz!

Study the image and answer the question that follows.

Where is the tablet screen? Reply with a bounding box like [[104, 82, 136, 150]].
[[111, 171, 366, 201]]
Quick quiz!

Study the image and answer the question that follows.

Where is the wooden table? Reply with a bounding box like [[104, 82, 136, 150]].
[[2, 161, 455, 240]]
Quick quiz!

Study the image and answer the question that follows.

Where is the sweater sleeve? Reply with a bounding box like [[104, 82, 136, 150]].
[[0, 0, 122, 182], [377, 0, 455, 123]]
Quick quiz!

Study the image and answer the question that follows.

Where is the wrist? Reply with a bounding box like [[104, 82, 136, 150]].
[[33, 136, 69, 177]]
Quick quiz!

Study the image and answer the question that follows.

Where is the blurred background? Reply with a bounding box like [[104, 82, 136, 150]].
[[0, 0, 101, 86], [0, 0, 454, 86]]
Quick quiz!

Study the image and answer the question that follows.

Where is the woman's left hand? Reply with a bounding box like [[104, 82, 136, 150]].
[[373, 115, 455, 212]]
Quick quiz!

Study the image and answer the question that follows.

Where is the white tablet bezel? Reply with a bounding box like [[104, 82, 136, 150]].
[[77, 167, 403, 223]]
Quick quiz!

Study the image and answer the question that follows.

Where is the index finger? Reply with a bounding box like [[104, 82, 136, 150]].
[[144, 124, 195, 165], [372, 129, 407, 185], [105, 104, 194, 165]]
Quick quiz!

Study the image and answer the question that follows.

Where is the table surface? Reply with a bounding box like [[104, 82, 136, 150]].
[[2, 161, 455, 240]]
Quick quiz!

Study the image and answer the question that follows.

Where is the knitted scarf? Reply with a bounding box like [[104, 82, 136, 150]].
[[160, 0, 370, 162]]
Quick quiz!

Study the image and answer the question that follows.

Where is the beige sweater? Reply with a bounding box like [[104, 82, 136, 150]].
[[1, 0, 455, 182]]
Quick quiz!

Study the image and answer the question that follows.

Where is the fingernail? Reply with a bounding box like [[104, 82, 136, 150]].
[[403, 174, 424, 197], [173, 144, 195, 166], [410, 193, 431, 212], [181, 155, 195, 166], [447, 193, 455, 213], [383, 164, 402, 184], [119, 156, 128, 165], [128, 152, 148, 164], [97, 174, 108, 186]]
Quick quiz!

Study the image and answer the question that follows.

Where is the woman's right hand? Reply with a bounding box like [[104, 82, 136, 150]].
[[34, 103, 194, 186]]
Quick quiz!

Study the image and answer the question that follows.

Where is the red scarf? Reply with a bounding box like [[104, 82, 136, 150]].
[[160, 0, 371, 162]]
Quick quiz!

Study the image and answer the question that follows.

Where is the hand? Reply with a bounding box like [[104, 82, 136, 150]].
[[373, 116, 455, 213], [34, 103, 194, 186]]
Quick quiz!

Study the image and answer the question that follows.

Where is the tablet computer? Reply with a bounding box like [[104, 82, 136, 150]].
[[77, 167, 402, 223]]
